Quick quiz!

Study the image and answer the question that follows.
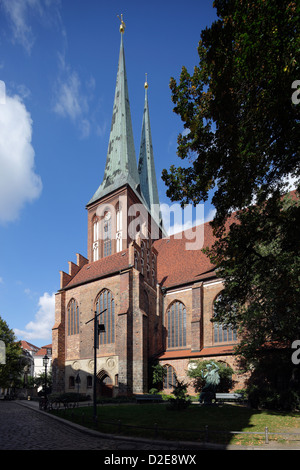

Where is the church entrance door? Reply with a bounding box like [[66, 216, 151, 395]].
[[96, 370, 113, 398]]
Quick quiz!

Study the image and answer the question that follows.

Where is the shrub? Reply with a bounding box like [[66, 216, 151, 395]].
[[166, 377, 191, 411], [248, 386, 300, 411]]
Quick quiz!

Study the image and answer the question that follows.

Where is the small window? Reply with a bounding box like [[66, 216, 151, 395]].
[[69, 376, 75, 389], [163, 365, 176, 390], [87, 376, 92, 388]]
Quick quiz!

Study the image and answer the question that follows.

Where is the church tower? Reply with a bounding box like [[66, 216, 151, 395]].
[[52, 17, 164, 397], [86, 19, 163, 264]]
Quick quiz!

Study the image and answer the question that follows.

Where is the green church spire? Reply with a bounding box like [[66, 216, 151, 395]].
[[138, 77, 161, 225], [88, 17, 140, 205]]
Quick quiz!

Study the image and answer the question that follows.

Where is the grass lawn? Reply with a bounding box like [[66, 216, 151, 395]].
[[51, 403, 300, 446]]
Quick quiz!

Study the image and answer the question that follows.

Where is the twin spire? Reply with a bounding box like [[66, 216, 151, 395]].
[[88, 17, 160, 225]]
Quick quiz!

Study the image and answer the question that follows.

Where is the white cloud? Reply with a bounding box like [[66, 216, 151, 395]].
[[53, 70, 85, 120], [1, 0, 36, 54], [0, 93, 42, 223], [1, 0, 62, 54], [53, 54, 94, 138], [14, 292, 55, 342]]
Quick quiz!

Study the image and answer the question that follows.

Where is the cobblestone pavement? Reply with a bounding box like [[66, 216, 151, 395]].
[[0, 401, 204, 451]]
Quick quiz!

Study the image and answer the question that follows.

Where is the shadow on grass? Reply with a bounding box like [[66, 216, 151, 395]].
[[50, 402, 283, 447]]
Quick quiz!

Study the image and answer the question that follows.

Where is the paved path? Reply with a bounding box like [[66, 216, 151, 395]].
[[0, 401, 204, 451]]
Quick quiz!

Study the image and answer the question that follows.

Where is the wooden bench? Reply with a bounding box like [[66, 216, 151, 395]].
[[135, 394, 163, 404], [215, 392, 243, 403]]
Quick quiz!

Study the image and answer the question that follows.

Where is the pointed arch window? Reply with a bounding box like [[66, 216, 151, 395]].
[[93, 218, 99, 261], [95, 289, 115, 344], [166, 301, 187, 349], [116, 206, 122, 252], [213, 295, 237, 343], [67, 299, 79, 336], [163, 365, 176, 389], [103, 212, 112, 257]]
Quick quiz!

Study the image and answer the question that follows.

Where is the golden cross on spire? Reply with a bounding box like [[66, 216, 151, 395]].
[[144, 73, 148, 89], [117, 14, 126, 33]]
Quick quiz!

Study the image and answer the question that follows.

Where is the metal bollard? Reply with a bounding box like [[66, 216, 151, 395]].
[[265, 426, 269, 444]]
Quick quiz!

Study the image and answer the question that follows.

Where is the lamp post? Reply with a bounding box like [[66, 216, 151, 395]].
[[43, 354, 49, 410], [75, 372, 81, 405], [86, 309, 106, 422]]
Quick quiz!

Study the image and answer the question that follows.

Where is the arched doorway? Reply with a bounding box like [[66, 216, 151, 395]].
[[97, 370, 113, 397]]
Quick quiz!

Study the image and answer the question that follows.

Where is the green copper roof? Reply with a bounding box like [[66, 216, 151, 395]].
[[138, 84, 161, 225], [88, 33, 140, 206]]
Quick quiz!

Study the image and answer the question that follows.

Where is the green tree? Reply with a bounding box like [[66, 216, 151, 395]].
[[0, 316, 23, 390], [166, 376, 191, 410], [162, 0, 300, 375], [163, 0, 299, 225], [209, 194, 300, 360]]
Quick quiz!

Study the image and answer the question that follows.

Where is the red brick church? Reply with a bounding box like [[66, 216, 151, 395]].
[[52, 24, 242, 398]]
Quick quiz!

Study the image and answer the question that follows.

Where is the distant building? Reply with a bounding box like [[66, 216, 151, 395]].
[[20, 341, 52, 378]]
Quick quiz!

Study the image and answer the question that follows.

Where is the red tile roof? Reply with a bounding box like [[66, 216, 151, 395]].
[[20, 340, 39, 352], [157, 345, 235, 360], [65, 249, 130, 289], [62, 190, 298, 291], [153, 221, 217, 288], [35, 347, 52, 356]]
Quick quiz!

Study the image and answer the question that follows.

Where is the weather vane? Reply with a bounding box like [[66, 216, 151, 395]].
[[117, 14, 126, 33]]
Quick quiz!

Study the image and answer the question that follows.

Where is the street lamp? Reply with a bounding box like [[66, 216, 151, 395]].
[[85, 309, 106, 422], [43, 354, 49, 410], [75, 373, 81, 405]]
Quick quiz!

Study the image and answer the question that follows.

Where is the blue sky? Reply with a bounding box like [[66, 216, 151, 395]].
[[0, 0, 218, 346]]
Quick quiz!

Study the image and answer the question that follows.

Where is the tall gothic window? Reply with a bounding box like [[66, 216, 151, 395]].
[[67, 299, 79, 336], [93, 219, 99, 261], [213, 296, 237, 343], [103, 212, 112, 257], [166, 301, 187, 349], [116, 207, 122, 252], [95, 289, 115, 344]]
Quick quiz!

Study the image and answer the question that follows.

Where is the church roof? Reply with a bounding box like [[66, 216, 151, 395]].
[[63, 221, 217, 291], [64, 249, 130, 289], [157, 345, 235, 360], [153, 221, 217, 289], [87, 31, 140, 206]]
